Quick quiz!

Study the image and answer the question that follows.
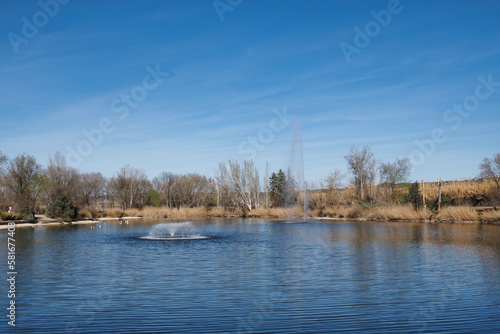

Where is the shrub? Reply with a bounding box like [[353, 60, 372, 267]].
[[113, 210, 125, 218], [0, 212, 22, 221], [46, 196, 77, 222], [408, 182, 423, 209], [145, 190, 161, 207], [90, 211, 104, 219], [205, 195, 217, 209], [78, 210, 91, 219]]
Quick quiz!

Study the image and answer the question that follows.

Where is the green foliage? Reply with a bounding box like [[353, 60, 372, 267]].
[[15, 197, 36, 221], [426, 192, 452, 212], [90, 211, 104, 219], [78, 211, 91, 219], [318, 207, 324, 217], [408, 181, 423, 209], [47, 196, 77, 221], [269, 169, 297, 207], [269, 170, 286, 207], [205, 195, 217, 209], [0, 211, 22, 221], [397, 193, 410, 204], [113, 210, 125, 218], [145, 189, 161, 207], [397, 183, 412, 190]]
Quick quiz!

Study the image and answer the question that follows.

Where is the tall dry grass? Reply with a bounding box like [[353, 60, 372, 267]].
[[247, 206, 308, 219], [480, 210, 500, 223], [436, 206, 479, 222], [367, 205, 430, 221], [420, 179, 498, 205], [317, 205, 367, 219], [124, 206, 210, 219], [115, 203, 497, 224], [311, 178, 498, 207], [121, 205, 311, 219]]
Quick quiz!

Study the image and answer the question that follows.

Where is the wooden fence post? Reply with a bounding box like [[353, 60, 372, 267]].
[[437, 178, 442, 211], [422, 179, 426, 210]]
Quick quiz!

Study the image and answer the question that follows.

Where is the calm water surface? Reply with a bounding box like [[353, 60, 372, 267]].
[[1, 219, 500, 333]]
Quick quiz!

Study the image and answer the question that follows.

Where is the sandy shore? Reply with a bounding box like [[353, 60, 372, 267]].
[[0, 216, 143, 229]]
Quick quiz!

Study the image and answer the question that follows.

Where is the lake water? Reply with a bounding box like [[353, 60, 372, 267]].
[[1, 219, 500, 333]]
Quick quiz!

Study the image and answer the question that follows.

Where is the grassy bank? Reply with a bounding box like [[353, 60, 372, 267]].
[[2, 205, 499, 226], [315, 204, 499, 223], [116, 204, 500, 223]]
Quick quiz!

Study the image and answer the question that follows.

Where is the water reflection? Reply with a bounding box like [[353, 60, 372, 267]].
[[0, 219, 499, 333]]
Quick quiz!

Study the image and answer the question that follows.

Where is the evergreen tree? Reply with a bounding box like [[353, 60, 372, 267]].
[[145, 189, 161, 207], [408, 181, 423, 209], [269, 170, 286, 207], [269, 169, 298, 207], [47, 196, 77, 221]]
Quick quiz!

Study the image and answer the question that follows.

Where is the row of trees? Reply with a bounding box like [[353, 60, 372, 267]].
[[0, 152, 219, 221], [344, 146, 413, 202], [1, 148, 499, 220]]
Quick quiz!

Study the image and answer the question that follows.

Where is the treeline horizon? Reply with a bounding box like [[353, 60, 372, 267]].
[[0, 148, 499, 222]]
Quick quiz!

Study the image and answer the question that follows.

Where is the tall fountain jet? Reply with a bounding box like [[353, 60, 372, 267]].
[[288, 119, 307, 222]]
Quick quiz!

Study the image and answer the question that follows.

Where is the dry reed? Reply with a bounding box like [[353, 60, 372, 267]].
[[124, 206, 209, 219], [436, 206, 479, 222], [367, 205, 430, 221], [480, 210, 500, 223]]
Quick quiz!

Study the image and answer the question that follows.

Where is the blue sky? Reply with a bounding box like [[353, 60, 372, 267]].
[[1, 0, 499, 185]]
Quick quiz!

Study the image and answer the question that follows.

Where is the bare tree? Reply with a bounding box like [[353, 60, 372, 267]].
[[111, 165, 150, 210], [5, 154, 43, 220], [344, 146, 375, 201], [379, 157, 412, 194], [45, 152, 80, 201], [325, 169, 345, 205], [171, 174, 215, 208], [215, 162, 236, 210], [215, 160, 260, 212], [0, 151, 7, 170], [246, 160, 260, 209], [479, 153, 500, 191], [79, 172, 106, 209], [264, 161, 270, 208], [152, 172, 178, 207], [0, 151, 8, 210], [105, 178, 116, 209]]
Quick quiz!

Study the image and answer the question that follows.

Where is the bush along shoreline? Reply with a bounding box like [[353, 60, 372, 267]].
[[1, 204, 499, 228]]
